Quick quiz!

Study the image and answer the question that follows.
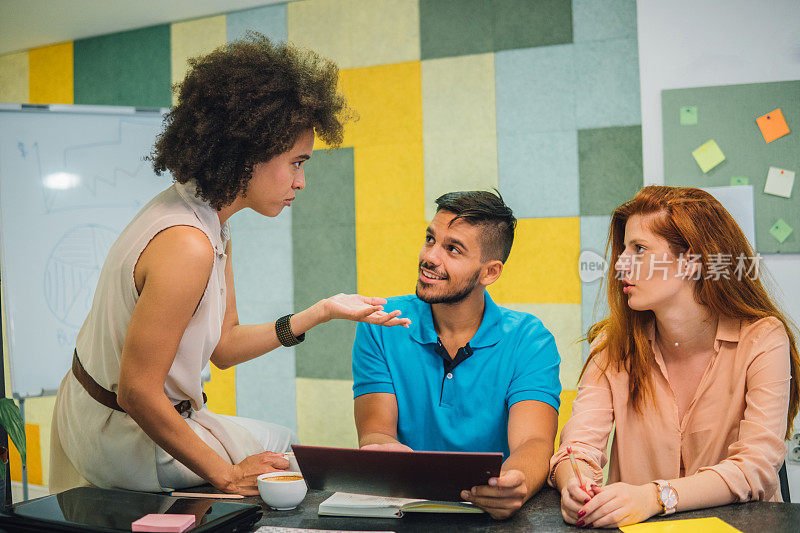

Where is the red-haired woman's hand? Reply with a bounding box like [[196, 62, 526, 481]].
[[577, 482, 660, 528], [560, 476, 596, 525]]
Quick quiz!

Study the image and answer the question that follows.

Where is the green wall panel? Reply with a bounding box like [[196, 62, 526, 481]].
[[74, 25, 171, 107], [420, 0, 573, 60], [293, 148, 357, 380], [662, 81, 800, 253], [579, 125, 643, 216]]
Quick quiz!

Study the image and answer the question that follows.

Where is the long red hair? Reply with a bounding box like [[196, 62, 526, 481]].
[[584, 185, 800, 438]]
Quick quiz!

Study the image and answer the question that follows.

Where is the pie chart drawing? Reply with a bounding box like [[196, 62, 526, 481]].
[[44, 224, 118, 328]]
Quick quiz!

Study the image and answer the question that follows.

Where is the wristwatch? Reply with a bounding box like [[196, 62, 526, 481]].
[[653, 480, 678, 515]]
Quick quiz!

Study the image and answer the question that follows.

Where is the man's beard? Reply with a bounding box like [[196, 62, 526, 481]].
[[416, 265, 482, 305]]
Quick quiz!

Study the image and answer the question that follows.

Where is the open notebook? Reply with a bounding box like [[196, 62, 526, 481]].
[[318, 492, 484, 519]]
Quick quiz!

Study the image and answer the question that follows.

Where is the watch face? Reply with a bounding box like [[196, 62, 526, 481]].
[[660, 486, 678, 508]]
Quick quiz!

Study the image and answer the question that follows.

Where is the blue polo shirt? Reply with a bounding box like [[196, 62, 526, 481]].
[[352, 292, 561, 458]]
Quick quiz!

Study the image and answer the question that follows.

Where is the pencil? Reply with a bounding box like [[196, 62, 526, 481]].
[[170, 491, 244, 499], [565, 446, 586, 492]]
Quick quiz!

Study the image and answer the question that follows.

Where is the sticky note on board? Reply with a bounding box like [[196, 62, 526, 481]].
[[730, 176, 749, 186], [756, 108, 790, 143], [763, 166, 795, 198], [620, 516, 741, 532], [770, 219, 793, 243], [680, 106, 698, 125], [691, 140, 725, 173]]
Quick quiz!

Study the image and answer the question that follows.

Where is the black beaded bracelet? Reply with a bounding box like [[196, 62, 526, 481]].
[[276, 314, 305, 347]]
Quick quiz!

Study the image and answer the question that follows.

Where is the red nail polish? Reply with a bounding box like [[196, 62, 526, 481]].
[[578, 510, 585, 518], [577, 520, 585, 527]]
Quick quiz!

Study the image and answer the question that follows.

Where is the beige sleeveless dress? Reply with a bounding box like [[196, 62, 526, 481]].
[[49, 180, 295, 493]]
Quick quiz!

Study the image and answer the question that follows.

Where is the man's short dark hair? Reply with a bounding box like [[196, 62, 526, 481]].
[[434, 190, 517, 263]]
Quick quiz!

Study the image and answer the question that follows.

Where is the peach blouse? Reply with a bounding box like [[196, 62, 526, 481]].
[[550, 316, 790, 503]]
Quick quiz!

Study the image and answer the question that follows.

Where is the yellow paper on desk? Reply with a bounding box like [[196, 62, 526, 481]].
[[620, 517, 740, 532]]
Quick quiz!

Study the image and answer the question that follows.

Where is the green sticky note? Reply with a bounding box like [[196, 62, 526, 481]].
[[730, 176, 749, 186], [770, 219, 793, 243], [680, 106, 698, 125], [691, 140, 725, 173]]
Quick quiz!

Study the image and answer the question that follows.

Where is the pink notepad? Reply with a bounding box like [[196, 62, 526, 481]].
[[131, 513, 195, 533]]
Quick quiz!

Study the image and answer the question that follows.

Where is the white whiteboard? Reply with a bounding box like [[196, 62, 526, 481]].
[[0, 105, 171, 398]]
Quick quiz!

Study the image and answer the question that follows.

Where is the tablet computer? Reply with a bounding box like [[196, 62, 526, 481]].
[[292, 444, 503, 501], [0, 486, 261, 532]]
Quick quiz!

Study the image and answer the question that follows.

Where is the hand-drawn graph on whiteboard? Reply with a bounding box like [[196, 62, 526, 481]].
[[0, 107, 171, 397], [44, 224, 118, 328], [26, 119, 162, 213]]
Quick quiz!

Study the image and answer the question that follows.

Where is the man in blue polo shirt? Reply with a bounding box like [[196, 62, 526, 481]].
[[352, 190, 561, 520]]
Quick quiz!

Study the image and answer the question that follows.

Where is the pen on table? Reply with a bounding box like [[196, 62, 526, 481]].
[[170, 492, 244, 499], [565, 446, 588, 494]]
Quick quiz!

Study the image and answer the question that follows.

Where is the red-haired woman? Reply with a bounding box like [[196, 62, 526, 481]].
[[551, 186, 799, 528]]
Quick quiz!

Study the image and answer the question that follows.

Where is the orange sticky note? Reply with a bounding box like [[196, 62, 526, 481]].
[[756, 108, 790, 143]]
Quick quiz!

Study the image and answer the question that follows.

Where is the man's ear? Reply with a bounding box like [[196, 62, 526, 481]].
[[480, 260, 504, 287]]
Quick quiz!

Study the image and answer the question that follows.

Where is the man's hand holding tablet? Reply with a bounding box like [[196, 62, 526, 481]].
[[461, 469, 529, 520], [360, 443, 525, 519]]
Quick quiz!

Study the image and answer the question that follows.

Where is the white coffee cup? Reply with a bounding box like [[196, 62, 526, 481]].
[[257, 471, 307, 510]]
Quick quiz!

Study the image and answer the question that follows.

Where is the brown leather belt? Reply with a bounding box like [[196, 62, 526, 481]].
[[71, 350, 205, 416]]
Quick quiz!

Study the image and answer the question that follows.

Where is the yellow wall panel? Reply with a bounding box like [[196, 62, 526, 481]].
[[171, 15, 227, 105], [0, 51, 29, 103], [504, 303, 583, 390], [318, 61, 423, 150], [357, 220, 428, 298], [422, 54, 497, 219], [9, 423, 42, 485], [296, 378, 358, 447], [354, 142, 427, 297], [555, 389, 578, 451], [354, 142, 425, 225], [288, 0, 420, 70], [29, 42, 73, 104], [489, 217, 581, 304], [205, 364, 237, 416]]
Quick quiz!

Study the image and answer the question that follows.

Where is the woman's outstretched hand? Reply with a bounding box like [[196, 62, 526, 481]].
[[321, 294, 411, 328]]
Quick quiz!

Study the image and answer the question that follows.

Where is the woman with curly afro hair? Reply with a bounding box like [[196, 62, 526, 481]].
[[50, 34, 410, 496]]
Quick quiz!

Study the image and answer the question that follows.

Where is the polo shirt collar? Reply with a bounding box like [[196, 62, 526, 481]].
[[409, 291, 503, 348]]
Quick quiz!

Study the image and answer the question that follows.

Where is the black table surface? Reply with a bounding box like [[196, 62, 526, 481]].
[[244, 487, 800, 532]]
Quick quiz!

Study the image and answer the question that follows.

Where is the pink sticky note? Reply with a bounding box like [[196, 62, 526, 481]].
[[132, 513, 195, 533]]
